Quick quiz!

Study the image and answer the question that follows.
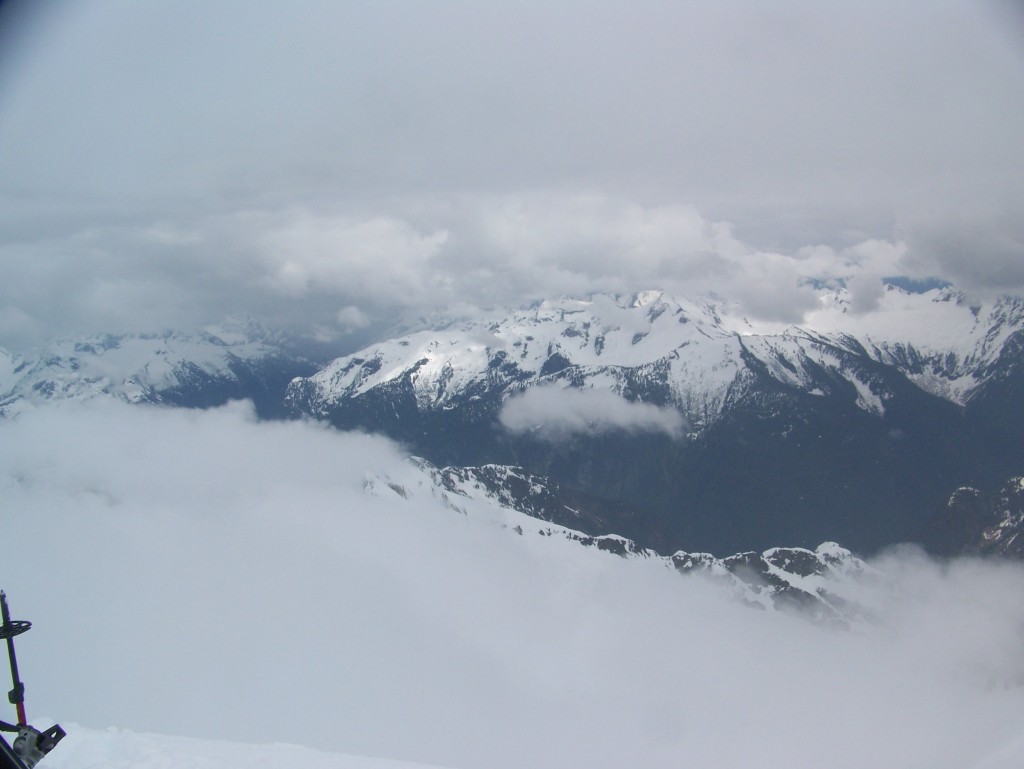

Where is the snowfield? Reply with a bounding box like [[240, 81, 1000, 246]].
[[43, 725, 457, 769], [34, 724, 1024, 769]]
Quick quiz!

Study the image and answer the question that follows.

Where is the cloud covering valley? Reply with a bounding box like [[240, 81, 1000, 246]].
[[2, 400, 1024, 768]]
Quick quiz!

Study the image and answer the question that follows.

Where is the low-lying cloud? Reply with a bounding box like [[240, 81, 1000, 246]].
[[499, 384, 686, 440], [3, 401, 1024, 768]]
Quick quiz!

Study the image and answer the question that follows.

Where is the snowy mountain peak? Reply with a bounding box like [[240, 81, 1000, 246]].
[[631, 288, 665, 308], [0, 327, 318, 418], [288, 287, 1024, 432]]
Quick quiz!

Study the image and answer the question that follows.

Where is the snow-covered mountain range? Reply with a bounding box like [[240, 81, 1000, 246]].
[[5, 284, 1024, 556], [0, 321, 320, 419], [287, 286, 1023, 424], [284, 285, 1024, 554]]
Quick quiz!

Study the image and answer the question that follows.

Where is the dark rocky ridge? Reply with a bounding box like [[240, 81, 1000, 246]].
[[925, 477, 1024, 558], [389, 457, 875, 625]]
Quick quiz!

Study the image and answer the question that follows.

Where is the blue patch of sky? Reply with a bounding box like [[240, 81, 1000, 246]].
[[882, 276, 952, 293]]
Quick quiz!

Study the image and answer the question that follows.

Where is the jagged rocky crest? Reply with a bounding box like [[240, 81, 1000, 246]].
[[363, 455, 875, 625]]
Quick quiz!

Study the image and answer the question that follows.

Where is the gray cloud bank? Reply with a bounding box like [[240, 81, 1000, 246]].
[[0, 1, 1022, 350], [3, 400, 1024, 768]]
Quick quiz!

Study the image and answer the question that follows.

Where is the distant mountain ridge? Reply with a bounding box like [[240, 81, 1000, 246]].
[[5, 286, 1024, 557], [0, 321, 321, 418], [287, 286, 1024, 423]]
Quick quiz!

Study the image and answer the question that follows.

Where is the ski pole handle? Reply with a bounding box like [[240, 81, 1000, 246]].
[[0, 593, 30, 726]]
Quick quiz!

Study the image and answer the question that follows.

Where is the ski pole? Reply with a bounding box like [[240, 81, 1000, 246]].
[[0, 592, 30, 726]]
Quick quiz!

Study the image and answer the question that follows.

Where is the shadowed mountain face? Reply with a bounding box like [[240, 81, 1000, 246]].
[[284, 289, 1024, 556], [289, 352, 999, 555]]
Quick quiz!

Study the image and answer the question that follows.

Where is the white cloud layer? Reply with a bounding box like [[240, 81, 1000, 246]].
[[256, 213, 449, 299], [0, 195, 934, 351], [500, 384, 685, 440], [3, 401, 1024, 768]]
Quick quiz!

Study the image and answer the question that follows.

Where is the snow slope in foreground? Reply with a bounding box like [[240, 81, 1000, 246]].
[[36, 721, 1024, 769], [43, 725, 454, 769]]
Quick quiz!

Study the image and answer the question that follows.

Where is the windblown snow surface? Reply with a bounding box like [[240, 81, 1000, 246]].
[[4, 400, 1024, 769], [43, 726, 453, 769]]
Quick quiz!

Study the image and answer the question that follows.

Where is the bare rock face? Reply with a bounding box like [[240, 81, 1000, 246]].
[[979, 478, 1024, 558], [926, 478, 1024, 559], [669, 543, 874, 626], [925, 487, 1000, 556]]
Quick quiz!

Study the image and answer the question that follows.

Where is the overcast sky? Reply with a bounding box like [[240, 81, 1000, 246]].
[[1, 0, 1023, 351]]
